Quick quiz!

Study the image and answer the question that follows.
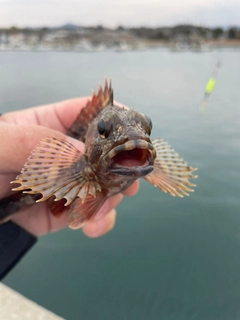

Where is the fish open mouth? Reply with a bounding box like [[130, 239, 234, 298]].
[[102, 139, 156, 177], [113, 148, 149, 167]]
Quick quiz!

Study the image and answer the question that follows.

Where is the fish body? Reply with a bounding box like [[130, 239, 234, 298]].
[[0, 79, 197, 229]]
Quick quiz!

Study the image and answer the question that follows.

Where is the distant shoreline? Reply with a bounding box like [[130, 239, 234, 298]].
[[1, 24, 239, 52], [0, 39, 239, 53]]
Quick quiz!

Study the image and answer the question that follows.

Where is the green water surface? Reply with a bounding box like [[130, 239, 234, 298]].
[[1, 48, 240, 320]]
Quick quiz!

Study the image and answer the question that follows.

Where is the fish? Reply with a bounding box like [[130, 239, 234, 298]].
[[0, 79, 197, 229]]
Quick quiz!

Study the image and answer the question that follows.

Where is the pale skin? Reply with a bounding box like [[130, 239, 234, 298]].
[[0, 98, 139, 238]]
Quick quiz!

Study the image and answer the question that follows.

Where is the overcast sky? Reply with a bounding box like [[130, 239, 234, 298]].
[[0, 0, 239, 28]]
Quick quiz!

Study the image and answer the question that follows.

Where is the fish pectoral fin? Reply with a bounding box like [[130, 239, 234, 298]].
[[144, 138, 198, 197], [11, 137, 101, 206], [68, 191, 107, 229]]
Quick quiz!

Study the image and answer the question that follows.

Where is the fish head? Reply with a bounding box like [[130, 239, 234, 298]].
[[85, 105, 156, 178]]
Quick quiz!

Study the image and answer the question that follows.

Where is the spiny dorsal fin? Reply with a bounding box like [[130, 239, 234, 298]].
[[67, 78, 113, 142], [144, 138, 197, 197]]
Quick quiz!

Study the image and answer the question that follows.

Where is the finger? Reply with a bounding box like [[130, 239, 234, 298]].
[[0, 123, 84, 173], [92, 194, 123, 221], [8, 193, 123, 236], [0, 98, 128, 134], [10, 202, 68, 236], [82, 209, 116, 238], [0, 97, 90, 133], [121, 180, 139, 197], [0, 173, 17, 198]]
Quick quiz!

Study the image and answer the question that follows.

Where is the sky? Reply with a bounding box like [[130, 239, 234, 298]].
[[0, 0, 239, 28]]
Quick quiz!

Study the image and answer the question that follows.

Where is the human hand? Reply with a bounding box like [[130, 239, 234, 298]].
[[0, 98, 139, 237]]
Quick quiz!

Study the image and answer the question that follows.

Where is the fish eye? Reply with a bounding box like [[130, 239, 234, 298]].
[[97, 119, 111, 138], [144, 115, 152, 135], [145, 115, 152, 130], [97, 119, 106, 136]]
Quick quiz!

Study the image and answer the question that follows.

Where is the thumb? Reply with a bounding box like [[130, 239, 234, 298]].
[[0, 123, 84, 173]]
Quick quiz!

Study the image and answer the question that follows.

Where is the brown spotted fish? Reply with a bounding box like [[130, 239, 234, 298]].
[[0, 79, 197, 229]]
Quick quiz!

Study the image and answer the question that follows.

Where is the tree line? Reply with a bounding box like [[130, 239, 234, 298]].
[[0, 24, 239, 41]]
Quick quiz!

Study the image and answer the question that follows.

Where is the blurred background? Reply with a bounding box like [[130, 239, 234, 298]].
[[1, 1, 240, 319]]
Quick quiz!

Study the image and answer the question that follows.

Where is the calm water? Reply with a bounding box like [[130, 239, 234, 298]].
[[1, 49, 240, 320]]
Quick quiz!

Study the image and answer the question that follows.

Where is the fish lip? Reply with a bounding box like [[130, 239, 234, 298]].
[[110, 165, 154, 177], [100, 139, 156, 177]]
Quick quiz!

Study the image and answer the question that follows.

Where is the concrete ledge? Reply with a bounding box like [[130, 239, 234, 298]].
[[0, 283, 64, 320]]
